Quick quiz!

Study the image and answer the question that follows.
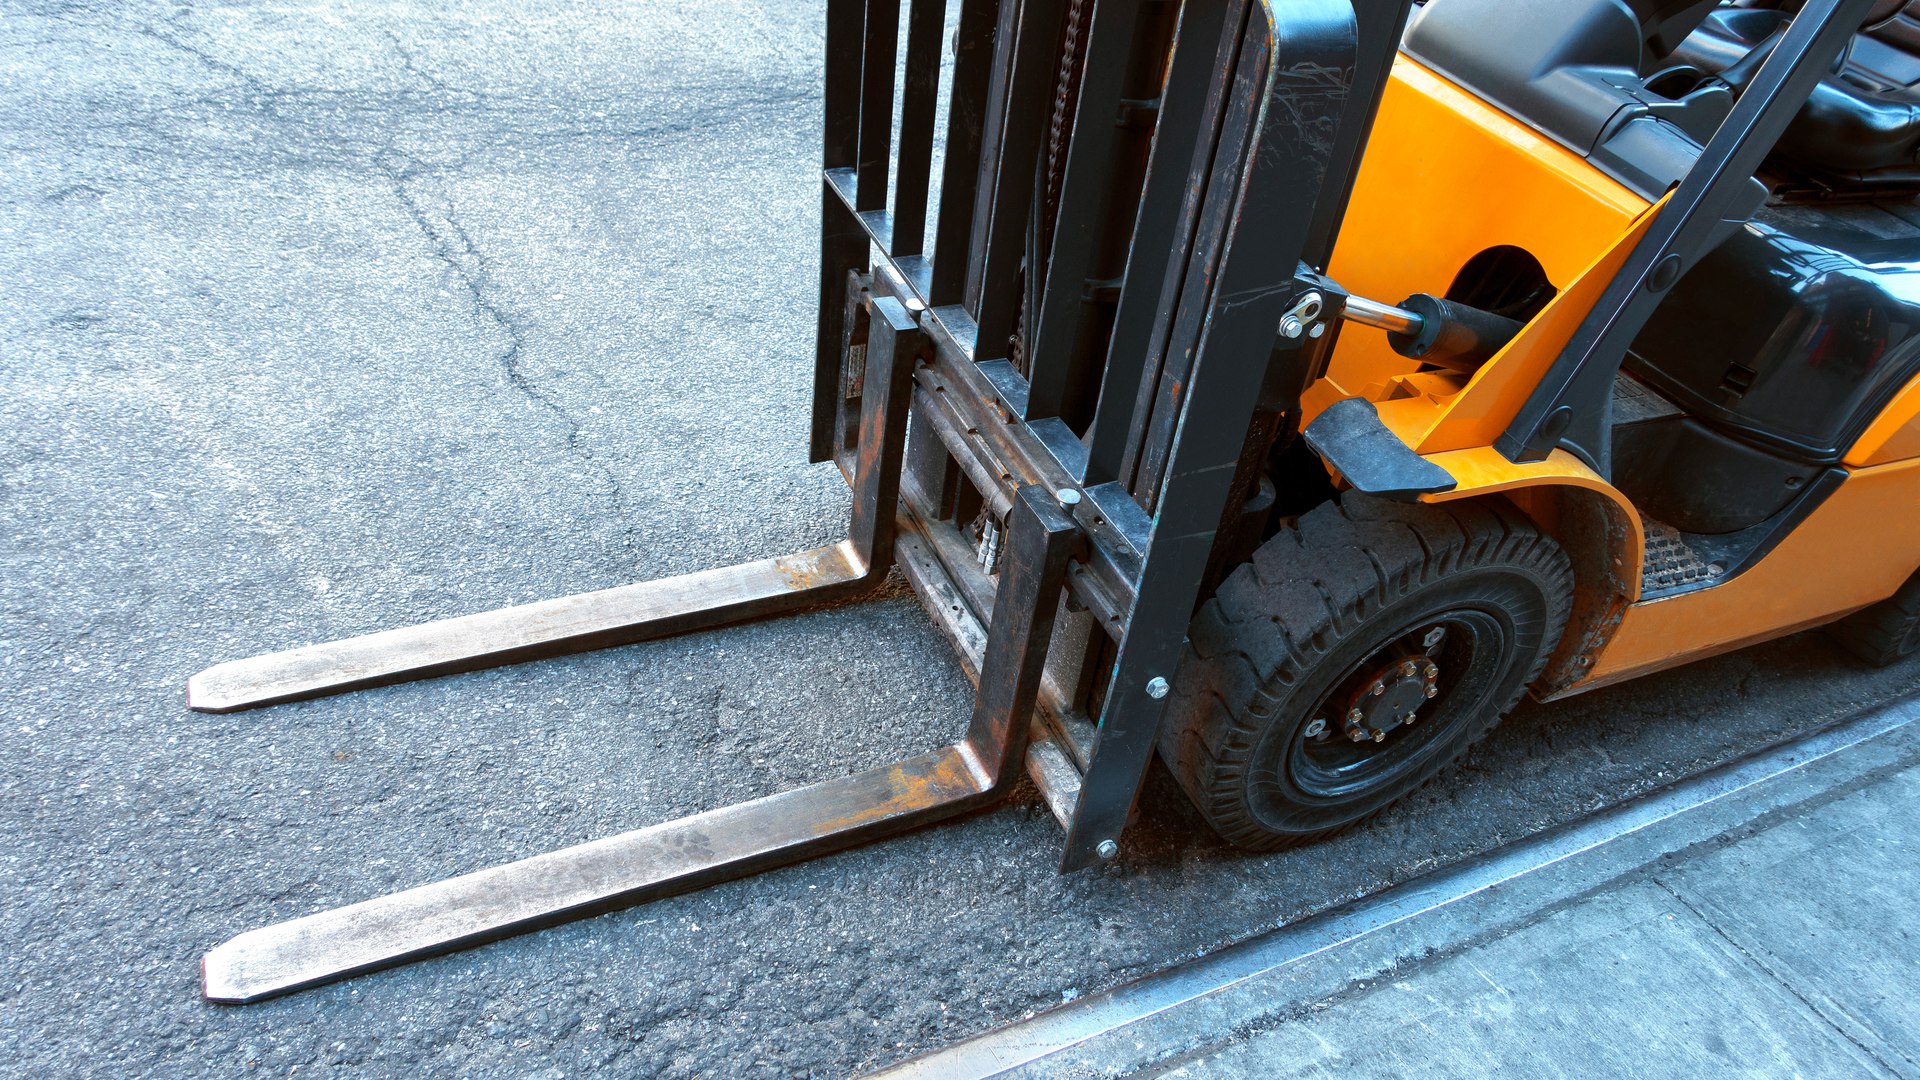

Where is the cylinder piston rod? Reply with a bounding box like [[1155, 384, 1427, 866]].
[[1342, 294, 1423, 336], [1338, 291, 1524, 373]]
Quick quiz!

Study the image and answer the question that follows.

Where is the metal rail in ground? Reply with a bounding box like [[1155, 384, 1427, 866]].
[[870, 690, 1920, 1079]]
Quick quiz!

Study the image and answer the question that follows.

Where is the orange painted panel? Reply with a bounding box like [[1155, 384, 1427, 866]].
[[1576, 456, 1920, 690], [1845, 371, 1920, 466], [1322, 60, 1649, 400], [1417, 445, 1644, 586], [1406, 199, 1662, 455]]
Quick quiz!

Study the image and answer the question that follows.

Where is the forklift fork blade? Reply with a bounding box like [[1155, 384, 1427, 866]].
[[186, 541, 871, 713], [201, 744, 987, 1004]]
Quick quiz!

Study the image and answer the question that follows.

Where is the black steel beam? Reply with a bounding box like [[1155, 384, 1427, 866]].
[[812, 0, 878, 462], [1025, 0, 1147, 420], [850, 296, 925, 568], [970, 0, 1068, 359], [931, 0, 1003, 305], [1061, 0, 1361, 871], [856, 0, 903, 210], [1080, 0, 1233, 484], [893, 0, 948, 254], [1303, 0, 1416, 267]]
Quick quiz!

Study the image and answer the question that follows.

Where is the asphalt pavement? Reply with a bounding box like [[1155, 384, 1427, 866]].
[[4, 2, 1919, 1077]]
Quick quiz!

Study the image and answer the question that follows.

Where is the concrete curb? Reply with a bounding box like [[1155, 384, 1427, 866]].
[[871, 691, 1920, 1078]]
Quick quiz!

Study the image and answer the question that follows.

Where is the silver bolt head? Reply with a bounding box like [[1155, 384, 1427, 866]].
[[1422, 626, 1446, 648], [1348, 728, 1369, 742], [1280, 314, 1305, 339], [1372, 730, 1387, 743], [1095, 839, 1119, 860], [1424, 685, 1439, 699], [1304, 717, 1327, 738], [1370, 681, 1386, 696], [1399, 660, 1418, 676], [1145, 676, 1170, 700], [1347, 707, 1365, 723], [1056, 488, 1082, 506]]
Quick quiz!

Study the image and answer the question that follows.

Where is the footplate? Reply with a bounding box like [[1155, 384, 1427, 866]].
[[202, 486, 1079, 1003]]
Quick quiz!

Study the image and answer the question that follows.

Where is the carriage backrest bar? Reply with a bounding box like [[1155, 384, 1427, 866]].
[[812, 0, 1403, 572]]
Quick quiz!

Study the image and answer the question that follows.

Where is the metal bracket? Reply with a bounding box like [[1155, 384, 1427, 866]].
[[1303, 397, 1457, 500]]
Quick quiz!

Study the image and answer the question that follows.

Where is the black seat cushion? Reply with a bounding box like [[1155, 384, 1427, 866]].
[[1672, 1, 1920, 178]]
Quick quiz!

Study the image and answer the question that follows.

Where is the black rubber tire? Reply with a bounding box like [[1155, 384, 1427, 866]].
[[1159, 494, 1574, 851], [1826, 569, 1920, 666]]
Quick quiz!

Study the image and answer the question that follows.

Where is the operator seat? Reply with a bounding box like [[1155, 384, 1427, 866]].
[[1670, 0, 1920, 184]]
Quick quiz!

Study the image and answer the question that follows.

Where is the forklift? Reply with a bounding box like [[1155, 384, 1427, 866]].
[[190, 0, 1920, 1002]]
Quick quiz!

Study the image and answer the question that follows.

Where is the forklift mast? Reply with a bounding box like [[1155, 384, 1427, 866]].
[[806, 0, 1414, 872]]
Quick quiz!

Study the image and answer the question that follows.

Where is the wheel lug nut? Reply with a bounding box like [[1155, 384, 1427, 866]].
[[1347, 707, 1364, 723], [1348, 728, 1369, 743], [1372, 730, 1387, 743], [1424, 685, 1438, 698], [1399, 660, 1418, 677], [1370, 681, 1386, 696]]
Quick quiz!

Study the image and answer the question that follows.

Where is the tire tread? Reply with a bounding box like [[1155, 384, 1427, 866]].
[[1160, 494, 1573, 851]]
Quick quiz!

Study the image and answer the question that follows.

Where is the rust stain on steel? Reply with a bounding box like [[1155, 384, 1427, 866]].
[[773, 542, 863, 591], [809, 749, 984, 833]]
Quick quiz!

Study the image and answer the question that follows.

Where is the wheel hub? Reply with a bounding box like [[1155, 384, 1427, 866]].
[[1342, 655, 1440, 743]]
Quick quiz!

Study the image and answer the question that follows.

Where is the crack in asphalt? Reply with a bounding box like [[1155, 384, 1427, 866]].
[[82, 10, 649, 567], [377, 150, 638, 562], [123, 13, 283, 111], [92, 12, 650, 566], [383, 28, 452, 95]]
